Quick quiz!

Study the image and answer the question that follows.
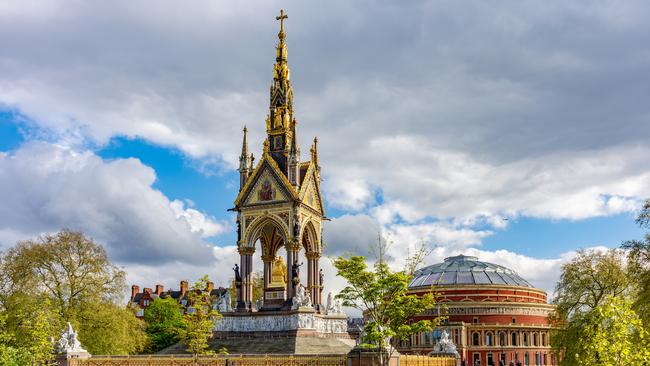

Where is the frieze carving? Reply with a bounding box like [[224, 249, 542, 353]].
[[215, 313, 348, 333], [426, 306, 551, 317]]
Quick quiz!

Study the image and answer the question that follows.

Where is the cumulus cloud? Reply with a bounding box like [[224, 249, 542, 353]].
[[0, 142, 225, 265], [1, 0, 646, 227]]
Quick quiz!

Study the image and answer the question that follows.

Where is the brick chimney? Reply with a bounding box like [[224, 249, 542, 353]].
[[206, 281, 214, 293], [155, 284, 164, 295], [180, 280, 189, 296], [131, 285, 140, 300]]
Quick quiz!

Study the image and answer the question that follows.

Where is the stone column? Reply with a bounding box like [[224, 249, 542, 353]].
[[307, 255, 314, 297], [314, 254, 321, 306], [238, 247, 254, 308], [262, 254, 274, 289], [246, 252, 253, 307], [286, 246, 294, 299], [237, 249, 246, 310], [306, 252, 320, 307]]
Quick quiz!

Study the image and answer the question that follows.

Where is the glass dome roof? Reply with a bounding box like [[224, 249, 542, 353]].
[[409, 254, 533, 288]]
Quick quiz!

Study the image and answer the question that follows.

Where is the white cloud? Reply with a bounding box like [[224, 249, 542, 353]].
[[0, 142, 220, 265], [170, 199, 228, 238], [0, 0, 648, 228]]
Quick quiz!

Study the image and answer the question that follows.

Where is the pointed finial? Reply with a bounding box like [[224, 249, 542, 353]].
[[240, 125, 249, 158]]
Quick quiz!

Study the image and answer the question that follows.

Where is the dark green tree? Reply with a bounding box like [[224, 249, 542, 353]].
[[144, 297, 186, 352]]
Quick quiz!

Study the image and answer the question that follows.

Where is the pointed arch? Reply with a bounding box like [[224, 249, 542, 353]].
[[300, 220, 319, 254], [244, 214, 290, 256]]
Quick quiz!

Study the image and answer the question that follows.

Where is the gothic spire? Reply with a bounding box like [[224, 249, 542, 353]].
[[238, 126, 252, 190], [267, 9, 293, 134]]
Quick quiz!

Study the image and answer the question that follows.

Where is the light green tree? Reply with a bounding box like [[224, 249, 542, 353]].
[[622, 198, 650, 326], [550, 248, 644, 365], [333, 239, 441, 366], [182, 275, 221, 355], [76, 301, 147, 355], [0, 230, 147, 355], [144, 297, 186, 352], [0, 313, 31, 366], [575, 295, 650, 365]]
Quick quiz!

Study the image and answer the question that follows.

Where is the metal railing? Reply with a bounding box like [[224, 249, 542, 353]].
[[400, 355, 457, 366]]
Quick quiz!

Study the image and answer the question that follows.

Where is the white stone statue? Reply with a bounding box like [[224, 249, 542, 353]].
[[304, 290, 312, 307], [291, 284, 305, 310], [431, 330, 459, 358], [333, 299, 343, 313], [224, 290, 232, 312], [55, 322, 88, 354], [326, 291, 334, 313]]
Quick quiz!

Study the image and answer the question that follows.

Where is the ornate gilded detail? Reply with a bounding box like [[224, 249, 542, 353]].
[[238, 246, 256, 256], [230, 10, 326, 310], [270, 256, 287, 286]]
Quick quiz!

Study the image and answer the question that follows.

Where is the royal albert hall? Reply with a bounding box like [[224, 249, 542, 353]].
[[398, 255, 556, 366]]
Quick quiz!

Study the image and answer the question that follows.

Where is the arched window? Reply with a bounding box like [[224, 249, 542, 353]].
[[499, 332, 506, 346], [523, 332, 529, 346], [524, 352, 529, 366], [511, 332, 518, 346], [541, 333, 547, 347], [485, 332, 493, 346], [533, 333, 538, 346], [473, 332, 480, 346]]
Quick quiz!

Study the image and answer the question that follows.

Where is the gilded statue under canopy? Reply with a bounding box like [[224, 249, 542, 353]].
[[270, 256, 287, 286]]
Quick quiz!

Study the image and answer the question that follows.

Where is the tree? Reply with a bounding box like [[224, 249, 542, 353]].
[[0, 312, 37, 366], [182, 275, 221, 355], [333, 241, 441, 366], [550, 249, 636, 365], [0, 230, 147, 355], [622, 198, 650, 326], [144, 297, 186, 352], [574, 295, 650, 365], [2, 230, 125, 319], [76, 301, 147, 355]]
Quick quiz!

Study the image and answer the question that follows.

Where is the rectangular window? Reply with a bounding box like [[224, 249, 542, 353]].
[[473, 317, 479, 324], [512, 317, 516, 324]]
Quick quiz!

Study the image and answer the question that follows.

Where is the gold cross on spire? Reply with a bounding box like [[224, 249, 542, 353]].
[[276, 9, 288, 33]]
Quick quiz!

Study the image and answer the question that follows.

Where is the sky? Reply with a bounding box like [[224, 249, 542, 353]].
[[0, 0, 649, 301]]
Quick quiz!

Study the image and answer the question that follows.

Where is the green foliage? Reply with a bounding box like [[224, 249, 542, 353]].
[[182, 275, 221, 355], [333, 253, 440, 365], [550, 249, 634, 366], [76, 301, 147, 355], [144, 297, 186, 352], [0, 309, 49, 366], [574, 295, 650, 365], [2, 230, 126, 319], [622, 198, 650, 327], [0, 229, 147, 356], [0, 345, 31, 366]]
